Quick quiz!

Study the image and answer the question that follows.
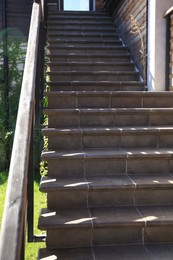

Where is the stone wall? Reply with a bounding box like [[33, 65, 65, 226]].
[[113, 0, 147, 82]]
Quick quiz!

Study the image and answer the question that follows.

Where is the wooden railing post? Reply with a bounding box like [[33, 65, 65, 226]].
[[0, 3, 42, 259]]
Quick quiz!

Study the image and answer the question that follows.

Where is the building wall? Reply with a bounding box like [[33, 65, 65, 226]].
[[6, 0, 32, 39], [169, 14, 173, 90], [147, 0, 173, 91], [96, 0, 105, 10], [0, 0, 33, 169], [113, 0, 147, 82]]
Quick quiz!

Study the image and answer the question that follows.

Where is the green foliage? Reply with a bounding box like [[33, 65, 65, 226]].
[[0, 171, 46, 259], [0, 40, 26, 168], [0, 39, 44, 170]]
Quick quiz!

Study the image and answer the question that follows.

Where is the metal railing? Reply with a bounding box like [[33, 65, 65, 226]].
[[0, 0, 47, 259]]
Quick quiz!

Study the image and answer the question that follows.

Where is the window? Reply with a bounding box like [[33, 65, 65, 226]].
[[63, 0, 93, 11], [64, 0, 89, 11]]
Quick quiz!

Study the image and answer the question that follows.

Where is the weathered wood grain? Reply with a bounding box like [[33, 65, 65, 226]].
[[0, 3, 40, 260], [113, 0, 147, 81]]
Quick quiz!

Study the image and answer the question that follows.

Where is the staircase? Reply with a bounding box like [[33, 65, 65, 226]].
[[38, 7, 173, 259]]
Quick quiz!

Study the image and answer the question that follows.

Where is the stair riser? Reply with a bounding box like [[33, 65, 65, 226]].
[[44, 157, 173, 177], [48, 20, 114, 25], [47, 73, 139, 81], [48, 82, 145, 91], [47, 35, 120, 41], [48, 64, 134, 72], [46, 95, 173, 109], [47, 188, 173, 209], [45, 132, 173, 150], [47, 111, 173, 128], [48, 25, 116, 30], [48, 17, 113, 22], [46, 226, 143, 249], [47, 48, 127, 55], [48, 40, 122, 46], [48, 28, 117, 34], [46, 225, 173, 248], [48, 37, 120, 42], [48, 55, 131, 63]]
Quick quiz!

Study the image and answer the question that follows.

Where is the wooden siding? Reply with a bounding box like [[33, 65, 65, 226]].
[[113, 0, 147, 82], [96, 0, 105, 10], [5, 0, 32, 40]]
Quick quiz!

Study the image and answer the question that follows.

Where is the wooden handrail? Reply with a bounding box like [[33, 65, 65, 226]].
[[163, 6, 173, 18], [0, 3, 41, 259]]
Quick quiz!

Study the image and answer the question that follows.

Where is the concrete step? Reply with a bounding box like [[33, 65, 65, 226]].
[[38, 205, 173, 248], [47, 31, 119, 39], [48, 81, 145, 91], [45, 91, 173, 109], [41, 148, 173, 177], [43, 108, 173, 128], [40, 174, 173, 208], [47, 45, 128, 55], [47, 61, 135, 72], [42, 126, 173, 150], [47, 21, 116, 29], [47, 27, 117, 34], [47, 53, 132, 63], [47, 71, 140, 82], [38, 244, 173, 260], [48, 12, 113, 22], [48, 11, 112, 16], [48, 38, 122, 46]]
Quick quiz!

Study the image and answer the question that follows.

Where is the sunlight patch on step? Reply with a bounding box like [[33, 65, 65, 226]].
[[65, 182, 92, 187], [135, 216, 158, 222], [40, 256, 57, 260], [63, 152, 84, 157], [42, 212, 56, 218], [42, 178, 56, 184], [65, 217, 97, 225]]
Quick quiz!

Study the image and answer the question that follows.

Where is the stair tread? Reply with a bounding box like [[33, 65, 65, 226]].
[[48, 39, 121, 44], [41, 147, 173, 159], [38, 206, 143, 229], [40, 174, 173, 191], [47, 61, 134, 66], [48, 45, 125, 50], [44, 90, 173, 97], [47, 70, 137, 73], [43, 107, 173, 113], [38, 205, 173, 229], [42, 126, 173, 135], [47, 53, 131, 57], [39, 244, 173, 260], [48, 80, 142, 84], [48, 81, 144, 86]]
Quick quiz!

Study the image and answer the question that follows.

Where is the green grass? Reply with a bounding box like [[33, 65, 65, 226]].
[[0, 171, 46, 259]]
